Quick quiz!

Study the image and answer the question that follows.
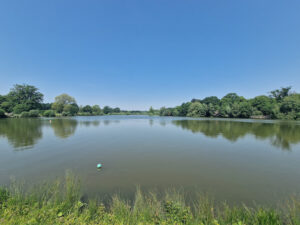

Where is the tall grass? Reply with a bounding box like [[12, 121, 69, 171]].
[[0, 172, 299, 224]]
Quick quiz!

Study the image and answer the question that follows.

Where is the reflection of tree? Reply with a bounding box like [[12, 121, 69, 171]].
[[172, 120, 300, 150], [0, 118, 43, 149], [79, 121, 100, 127], [51, 119, 78, 138], [103, 120, 120, 126]]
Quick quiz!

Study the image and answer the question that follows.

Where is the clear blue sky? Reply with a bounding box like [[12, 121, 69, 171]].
[[0, 0, 300, 110]]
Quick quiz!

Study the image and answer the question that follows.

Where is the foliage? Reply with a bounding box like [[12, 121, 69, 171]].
[[82, 105, 93, 113], [43, 110, 56, 117], [1, 101, 13, 113], [63, 104, 79, 116], [270, 86, 292, 102], [187, 102, 207, 117], [113, 107, 121, 113], [201, 96, 221, 105], [54, 93, 76, 105], [28, 110, 40, 117], [103, 106, 113, 114], [13, 104, 29, 114], [92, 105, 102, 115], [0, 108, 6, 118], [7, 84, 43, 110], [160, 87, 300, 120], [0, 174, 299, 224], [20, 111, 30, 118]]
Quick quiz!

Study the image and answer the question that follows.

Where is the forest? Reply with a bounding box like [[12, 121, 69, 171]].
[[0, 84, 146, 118], [0, 84, 299, 120], [159, 87, 300, 120]]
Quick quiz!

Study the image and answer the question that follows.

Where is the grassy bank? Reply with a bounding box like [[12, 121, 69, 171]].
[[0, 172, 299, 224]]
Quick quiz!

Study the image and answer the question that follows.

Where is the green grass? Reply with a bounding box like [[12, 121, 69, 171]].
[[0, 172, 300, 225]]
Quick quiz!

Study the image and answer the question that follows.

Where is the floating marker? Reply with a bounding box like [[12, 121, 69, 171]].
[[97, 163, 102, 169]]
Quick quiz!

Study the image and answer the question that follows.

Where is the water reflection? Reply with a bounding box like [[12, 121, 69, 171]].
[[0, 118, 103, 150], [1, 117, 300, 151], [0, 118, 43, 150], [51, 119, 78, 139], [173, 120, 300, 150]]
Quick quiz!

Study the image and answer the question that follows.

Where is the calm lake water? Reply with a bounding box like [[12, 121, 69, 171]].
[[1, 115, 300, 205]]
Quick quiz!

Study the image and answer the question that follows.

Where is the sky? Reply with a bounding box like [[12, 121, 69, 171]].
[[0, 0, 300, 110]]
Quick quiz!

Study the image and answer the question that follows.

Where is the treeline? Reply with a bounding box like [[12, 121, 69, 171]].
[[0, 84, 145, 118], [159, 87, 300, 120]]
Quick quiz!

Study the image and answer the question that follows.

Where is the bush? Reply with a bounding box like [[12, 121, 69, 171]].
[[0, 108, 6, 118], [28, 110, 40, 117], [20, 111, 30, 118], [43, 110, 56, 117]]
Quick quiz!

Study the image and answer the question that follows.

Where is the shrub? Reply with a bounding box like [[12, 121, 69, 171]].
[[43, 110, 56, 117], [20, 111, 30, 118], [0, 108, 6, 118], [28, 110, 40, 117]]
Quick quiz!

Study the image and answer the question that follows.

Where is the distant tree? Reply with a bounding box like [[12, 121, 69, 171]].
[[82, 105, 93, 113], [178, 102, 191, 117], [207, 103, 219, 117], [103, 106, 113, 114], [52, 94, 76, 114], [7, 84, 43, 111], [187, 102, 207, 117], [64, 103, 79, 116], [221, 93, 245, 106], [251, 95, 275, 116], [280, 94, 300, 114], [54, 93, 76, 105], [270, 86, 292, 102], [238, 101, 252, 118], [201, 96, 220, 106], [92, 105, 102, 115], [191, 98, 201, 103], [149, 106, 154, 114], [219, 104, 232, 118]]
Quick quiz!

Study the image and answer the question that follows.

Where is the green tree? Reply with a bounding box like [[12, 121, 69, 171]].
[[280, 94, 300, 117], [221, 93, 245, 106], [178, 102, 191, 117], [219, 104, 232, 118], [52, 94, 77, 114], [92, 105, 102, 115], [201, 96, 220, 106], [187, 102, 207, 117], [54, 93, 76, 105], [82, 105, 93, 113], [64, 104, 79, 116], [103, 106, 113, 114], [113, 107, 121, 113], [149, 106, 155, 115], [7, 84, 43, 110], [270, 86, 292, 102], [239, 101, 252, 118], [251, 95, 276, 116]]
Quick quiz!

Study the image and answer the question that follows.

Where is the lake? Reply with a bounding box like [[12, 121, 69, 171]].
[[0, 115, 300, 205]]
